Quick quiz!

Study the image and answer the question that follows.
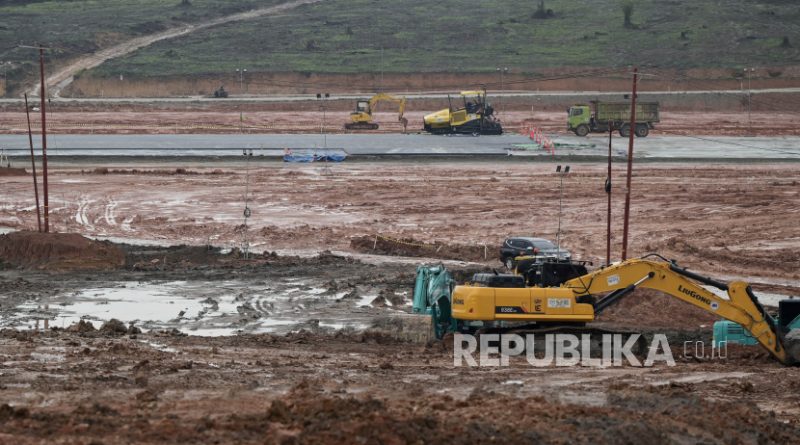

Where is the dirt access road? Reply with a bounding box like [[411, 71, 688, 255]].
[[33, 0, 326, 97]]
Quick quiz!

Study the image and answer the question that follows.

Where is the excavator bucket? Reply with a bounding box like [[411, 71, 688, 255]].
[[778, 299, 800, 364], [784, 330, 800, 365], [368, 265, 454, 343]]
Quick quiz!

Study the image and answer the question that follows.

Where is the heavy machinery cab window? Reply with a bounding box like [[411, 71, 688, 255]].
[[356, 101, 369, 112], [570, 108, 584, 116]]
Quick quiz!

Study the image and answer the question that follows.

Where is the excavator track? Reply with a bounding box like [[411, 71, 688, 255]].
[[344, 122, 379, 130]]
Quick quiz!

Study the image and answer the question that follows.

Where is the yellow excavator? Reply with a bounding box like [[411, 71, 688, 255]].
[[345, 93, 408, 131], [416, 255, 800, 365]]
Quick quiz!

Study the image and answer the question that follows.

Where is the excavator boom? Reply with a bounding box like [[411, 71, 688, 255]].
[[561, 258, 789, 363]]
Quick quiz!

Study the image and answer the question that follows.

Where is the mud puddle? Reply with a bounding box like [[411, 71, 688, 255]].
[[5, 278, 401, 336]]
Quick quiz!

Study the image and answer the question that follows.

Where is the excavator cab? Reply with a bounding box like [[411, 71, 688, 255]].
[[349, 99, 373, 126], [354, 100, 370, 114]]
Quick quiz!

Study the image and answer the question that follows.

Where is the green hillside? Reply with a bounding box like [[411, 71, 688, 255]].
[[3, 0, 800, 84], [0, 0, 277, 88]]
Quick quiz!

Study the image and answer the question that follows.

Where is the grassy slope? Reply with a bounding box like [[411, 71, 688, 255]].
[[0, 0, 277, 75], [4, 0, 800, 80], [92, 0, 800, 77]]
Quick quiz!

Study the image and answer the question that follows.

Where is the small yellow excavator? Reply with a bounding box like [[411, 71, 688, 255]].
[[415, 255, 800, 365], [345, 93, 408, 131]]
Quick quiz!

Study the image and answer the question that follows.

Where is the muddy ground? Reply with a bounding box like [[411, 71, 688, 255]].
[[2, 109, 799, 136], [2, 159, 800, 443], [2, 160, 799, 283], [1, 245, 799, 444]]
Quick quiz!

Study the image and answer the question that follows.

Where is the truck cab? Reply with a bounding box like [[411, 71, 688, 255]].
[[567, 105, 591, 135]]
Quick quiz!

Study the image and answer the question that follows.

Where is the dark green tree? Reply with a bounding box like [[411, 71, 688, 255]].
[[622, 0, 634, 28]]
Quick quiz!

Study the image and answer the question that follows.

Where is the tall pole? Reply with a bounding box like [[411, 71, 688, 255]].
[[236, 68, 247, 94], [621, 67, 637, 260], [555, 165, 569, 254], [606, 120, 612, 266], [746, 68, 753, 134], [557, 173, 563, 251], [24, 93, 42, 232], [317, 93, 330, 175], [496, 67, 508, 115], [242, 149, 251, 259], [39, 46, 49, 233]]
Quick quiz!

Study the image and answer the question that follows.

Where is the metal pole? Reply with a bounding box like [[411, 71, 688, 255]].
[[243, 149, 251, 259], [502, 67, 507, 115], [555, 165, 569, 254], [39, 46, 49, 233], [496, 67, 508, 115], [606, 120, 612, 265], [621, 67, 638, 260], [747, 68, 753, 134], [557, 173, 563, 251], [236, 68, 246, 94], [24, 93, 42, 232]]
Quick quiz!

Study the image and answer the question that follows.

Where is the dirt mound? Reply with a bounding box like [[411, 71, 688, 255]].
[[0, 167, 27, 177], [350, 234, 489, 262], [599, 287, 718, 330], [0, 231, 124, 271]]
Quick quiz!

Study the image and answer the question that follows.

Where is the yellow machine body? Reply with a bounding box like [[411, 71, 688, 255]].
[[452, 286, 594, 323], [422, 90, 503, 135], [447, 258, 794, 364]]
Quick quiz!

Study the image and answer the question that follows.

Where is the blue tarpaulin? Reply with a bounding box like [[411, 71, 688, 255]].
[[283, 149, 347, 163]]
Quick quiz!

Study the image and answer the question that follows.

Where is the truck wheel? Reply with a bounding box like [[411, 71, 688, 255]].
[[619, 125, 631, 137], [635, 124, 649, 137], [575, 124, 590, 137]]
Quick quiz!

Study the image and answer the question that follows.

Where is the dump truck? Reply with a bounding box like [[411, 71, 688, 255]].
[[568, 100, 659, 137]]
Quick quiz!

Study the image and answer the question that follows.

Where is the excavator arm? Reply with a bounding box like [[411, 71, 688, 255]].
[[562, 258, 789, 364], [368, 93, 407, 123]]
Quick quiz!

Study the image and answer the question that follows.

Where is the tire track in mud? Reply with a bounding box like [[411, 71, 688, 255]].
[[120, 215, 135, 232], [74, 196, 94, 231], [104, 198, 118, 227]]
